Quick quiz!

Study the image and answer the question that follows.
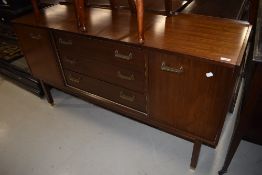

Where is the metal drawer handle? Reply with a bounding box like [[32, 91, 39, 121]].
[[68, 74, 81, 84], [30, 33, 41, 40], [117, 71, 135, 81], [59, 38, 73, 45], [64, 57, 77, 64], [114, 50, 133, 60], [161, 61, 183, 74], [120, 91, 135, 102]]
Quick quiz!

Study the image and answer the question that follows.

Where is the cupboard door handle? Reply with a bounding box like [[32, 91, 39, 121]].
[[59, 38, 73, 45], [117, 71, 135, 81], [64, 57, 77, 64], [161, 61, 183, 74], [68, 74, 81, 84], [120, 91, 135, 102], [114, 50, 133, 60], [30, 33, 41, 40]]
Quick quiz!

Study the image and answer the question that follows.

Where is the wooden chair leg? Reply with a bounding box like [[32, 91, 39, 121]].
[[78, 0, 87, 32], [109, 0, 117, 9], [165, 0, 173, 16], [40, 80, 54, 106], [30, 0, 40, 19], [128, 0, 136, 13], [190, 140, 201, 169], [135, 0, 144, 44]]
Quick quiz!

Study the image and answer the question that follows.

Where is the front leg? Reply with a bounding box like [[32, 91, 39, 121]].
[[40, 80, 54, 106], [190, 140, 202, 169]]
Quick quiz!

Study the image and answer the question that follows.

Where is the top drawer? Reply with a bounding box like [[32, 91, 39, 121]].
[[53, 31, 145, 71]]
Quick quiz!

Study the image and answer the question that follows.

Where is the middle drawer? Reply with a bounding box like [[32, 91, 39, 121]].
[[64, 69, 146, 113], [60, 57, 145, 93]]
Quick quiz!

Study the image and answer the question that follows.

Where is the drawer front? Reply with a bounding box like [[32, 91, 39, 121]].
[[64, 70, 146, 112], [61, 57, 145, 93], [54, 31, 145, 71], [14, 24, 63, 87]]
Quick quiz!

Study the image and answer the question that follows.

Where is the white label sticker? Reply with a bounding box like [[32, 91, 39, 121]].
[[220, 57, 231, 62], [206, 72, 214, 78]]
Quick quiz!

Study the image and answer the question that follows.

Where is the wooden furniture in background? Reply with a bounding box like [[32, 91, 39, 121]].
[[219, 0, 262, 174], [13, 1, 251, 169]]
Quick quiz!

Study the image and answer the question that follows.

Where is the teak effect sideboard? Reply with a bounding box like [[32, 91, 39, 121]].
[[13, 3, 251, 169]]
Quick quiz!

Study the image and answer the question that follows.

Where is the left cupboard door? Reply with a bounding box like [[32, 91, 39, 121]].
[[14, 24, 64, 87]]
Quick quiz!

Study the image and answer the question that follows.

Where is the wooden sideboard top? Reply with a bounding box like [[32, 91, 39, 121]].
[[13, 4, 251, 67]]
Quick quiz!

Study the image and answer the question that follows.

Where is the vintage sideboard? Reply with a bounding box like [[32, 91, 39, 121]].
[[13, 1, 251, 169]]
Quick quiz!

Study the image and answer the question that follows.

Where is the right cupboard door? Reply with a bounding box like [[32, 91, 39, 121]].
[[148, 52, 236, 144]]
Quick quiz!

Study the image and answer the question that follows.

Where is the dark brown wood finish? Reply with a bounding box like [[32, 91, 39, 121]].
[[165, 0, 173, 15], [109, 0, 117, 9], [40, 80, 54, 106], [64, 70, 147, 112], [14, 24, 64, 87], [53, 30, 146, 71], [135, 0, 144, 43], [190, 140, 202, 169], [127, 0, 136, 13], [12, 3, 251, 169], [148, 51, 237, 142], [13, 5, 251, 67], [30, 0, 40, 19]]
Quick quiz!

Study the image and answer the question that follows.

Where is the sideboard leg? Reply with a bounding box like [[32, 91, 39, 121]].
[[40, 80, 54, 106], [190, 140, 201, 170]]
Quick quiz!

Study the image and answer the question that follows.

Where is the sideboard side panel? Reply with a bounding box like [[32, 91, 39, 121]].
[[14, 24, 64, 87]]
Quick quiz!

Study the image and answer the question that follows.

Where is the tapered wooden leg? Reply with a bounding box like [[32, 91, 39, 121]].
[[78, 0, 87, 32], [135, 0, 144, 44], [190, 140, 201, 169], [40, 80, 54, 106], [74, 0, 81, 26], [74, 0, 87, 32]]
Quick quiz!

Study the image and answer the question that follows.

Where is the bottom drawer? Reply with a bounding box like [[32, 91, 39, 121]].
[[64, 70, 146, 113]]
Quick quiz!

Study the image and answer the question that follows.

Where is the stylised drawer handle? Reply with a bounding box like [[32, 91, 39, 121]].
[[161, 61, 183, 74], [59, 38, 73, 45], [120, 91, 135, 102], [64, 57, 77, 64], [68, 74, 81, 84], [30, 33, 41, 40], [114, 50, 132, 60], [117, 71, 135, 81]]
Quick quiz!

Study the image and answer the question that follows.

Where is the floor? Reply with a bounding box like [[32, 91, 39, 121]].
[[0, 76, 262, 175]]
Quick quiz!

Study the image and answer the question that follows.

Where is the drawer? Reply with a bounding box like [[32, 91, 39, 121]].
[[64, 70, 146, 112], [54, 31, 145, 71], [61, 57, 145, 93]]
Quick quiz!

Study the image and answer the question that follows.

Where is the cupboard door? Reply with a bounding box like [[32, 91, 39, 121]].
[[149, 52, 236, 142], [15, 24, 63, 87]]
